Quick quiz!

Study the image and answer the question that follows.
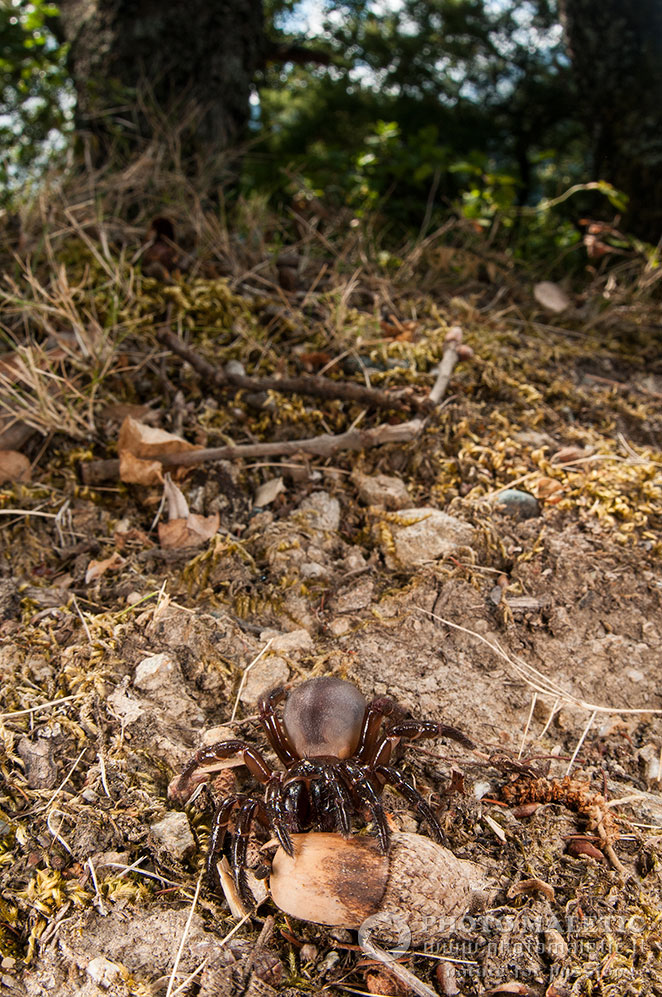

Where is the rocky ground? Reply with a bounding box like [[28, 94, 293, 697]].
[[1, 213, 661, 995]]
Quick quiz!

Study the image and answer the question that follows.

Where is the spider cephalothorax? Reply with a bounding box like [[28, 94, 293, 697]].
[[170, 676, 474, 898]]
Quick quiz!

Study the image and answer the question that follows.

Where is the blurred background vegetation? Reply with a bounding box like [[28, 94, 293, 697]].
[[1, 0, 661, 265]]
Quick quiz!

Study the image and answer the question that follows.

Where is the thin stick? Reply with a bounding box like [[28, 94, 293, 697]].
[[82, 330, 467, 485], [71, 594, 92, 644], [0, 509, 59, 518], [87, 858, 108, 915], [359, 936, 438, 997], [157, 327, 428, 413], [566, 710, 597, 776], [165, 872, 203, 997], [518, 693, 537, 759], [47, 810, 73, 855], [105, 860, 186, 889], [0, 695, 79, 719], [168, 911, 251, 997], [97, 751, 111, 798], [231, 637, 274, 721], [81, 418, 426, 484], [43, 747, 87, 812], [538, 697, 561, 741]]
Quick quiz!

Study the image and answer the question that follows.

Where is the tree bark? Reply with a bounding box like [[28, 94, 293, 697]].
[[560, 0, 662, 243], [57, 0, 264, 170]]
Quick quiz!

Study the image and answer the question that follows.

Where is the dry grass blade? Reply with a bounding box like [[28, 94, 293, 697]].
[[417, 609, 662, 718]]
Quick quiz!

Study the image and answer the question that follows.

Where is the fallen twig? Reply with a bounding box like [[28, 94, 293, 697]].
[[81, 418, 425, 484], [81, 327, 468, 483], [156, 327, 432, 413]]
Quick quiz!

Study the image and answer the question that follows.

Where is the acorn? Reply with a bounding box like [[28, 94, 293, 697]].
[[267, 832, 490, 946]]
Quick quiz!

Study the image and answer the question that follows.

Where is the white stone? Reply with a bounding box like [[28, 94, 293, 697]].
[[239, 654, 290, 704], [150, 811, 196, 860], [353, 472, 412, 510], [134, 652, 179, 691], [86, 956, 121, 987], [379, 507, 474, 568], [298, 492, 340, 532], [107, 687, 144, 725], [639, 744, 662, 783], [260, 629, 314, 653]]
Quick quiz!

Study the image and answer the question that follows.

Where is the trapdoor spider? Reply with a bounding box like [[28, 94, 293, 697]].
[[170, 676, 474, 896]]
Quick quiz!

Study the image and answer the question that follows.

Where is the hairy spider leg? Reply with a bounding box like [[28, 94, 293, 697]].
[[257, 685, 299, 767], [174, 739, 274, 802], [375, 763, 445, 843], [319, 765, 353, 837], [355, 696, 405, 764], [231, 797, 268, 902], [206, 794, 246, 889], [264, 776, 293, 855], [369, 719, 475, 775], [386, 719, 475, 751], [341, 759, 391, 852]]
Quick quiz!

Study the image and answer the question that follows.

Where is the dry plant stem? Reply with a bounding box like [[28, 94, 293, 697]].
[[428, 342, 459, 405], [156, 327, 431, 413], [81, 418, 425, 484], [81, 337, 462, 483], [360, 937, 439, 997]]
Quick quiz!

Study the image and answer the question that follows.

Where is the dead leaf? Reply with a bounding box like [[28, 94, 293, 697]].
[[536, 477, 564, 503], [117, 416, 202, 483], [157, 475, 220, 548], [380, 315, 418, 341], [254, 477, 284, 508], [0, 450, 31, 484], [533, 281, 571, 313], [163, 475, 190, 520], [565, 838, 605, 863], [85, 552, 126, 584], [119, 451, 164, 486], [551, 446, 592, 464], [507, 877, 555, 902], [118, 416, 199, 459], [486, 985, 530, 996]]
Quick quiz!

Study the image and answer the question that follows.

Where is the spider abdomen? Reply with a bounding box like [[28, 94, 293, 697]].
[[283, 677, 366, 759]]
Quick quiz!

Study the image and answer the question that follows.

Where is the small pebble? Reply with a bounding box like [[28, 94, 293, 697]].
[[151, 811, 196, 861], [134, 652, 179, 691], [86, 956, 121, 987], [299, 943, 318, 963], [542, 927, 568, 962], [494, 489, 541, 519]]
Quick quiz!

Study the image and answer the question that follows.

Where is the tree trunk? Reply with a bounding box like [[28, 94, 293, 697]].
[[559, 0, 662, 243], [57, 0, 264, 174]]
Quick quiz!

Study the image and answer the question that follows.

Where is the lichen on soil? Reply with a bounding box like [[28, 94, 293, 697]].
[[1, 189, 662, 996]]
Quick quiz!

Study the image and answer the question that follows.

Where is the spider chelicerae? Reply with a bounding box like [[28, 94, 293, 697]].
[[169, 676, 474, 897]]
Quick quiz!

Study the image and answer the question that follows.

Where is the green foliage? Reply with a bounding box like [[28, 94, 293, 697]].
[[1, 0, 637, 267], [253, 0, 594, 250], [0, 0, 71, 198]]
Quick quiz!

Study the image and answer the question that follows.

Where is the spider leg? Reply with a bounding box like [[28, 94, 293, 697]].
[[385, 719, 475, 750], [206, 794, 243, 891], [320, 766, 353, 838], [375, 763, 445, 843], [355, 696, 404, 763], [341, 760, 390, 852], [258, 685, 299, 767], [171, 740, 274, 803], [231, 797, 266, 905], [264, 776, 293, 856]]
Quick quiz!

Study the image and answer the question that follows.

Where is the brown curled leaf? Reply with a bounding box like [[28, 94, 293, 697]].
[[507, 877, 555, 902], [565, 838, 606, 863]]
